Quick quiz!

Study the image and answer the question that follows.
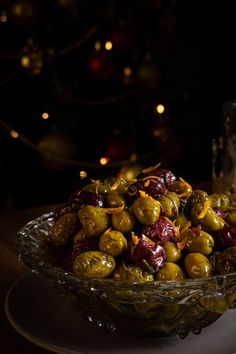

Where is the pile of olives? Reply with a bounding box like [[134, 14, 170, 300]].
[[41, 163, 236, 282]]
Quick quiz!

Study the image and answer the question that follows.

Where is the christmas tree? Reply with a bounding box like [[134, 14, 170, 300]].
[[0, 0, 233, 208]]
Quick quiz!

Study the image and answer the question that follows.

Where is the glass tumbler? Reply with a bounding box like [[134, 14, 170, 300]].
[[212, 99, 236, 205]]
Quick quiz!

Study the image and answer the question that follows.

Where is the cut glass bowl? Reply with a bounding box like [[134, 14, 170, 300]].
[[16, 212, 236, 338]]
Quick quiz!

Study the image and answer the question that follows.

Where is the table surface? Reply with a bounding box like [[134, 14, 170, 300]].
[[0, 204, 56, 354]]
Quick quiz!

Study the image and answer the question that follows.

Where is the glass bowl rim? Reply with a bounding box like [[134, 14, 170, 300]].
[[16, 211, 236, 291]]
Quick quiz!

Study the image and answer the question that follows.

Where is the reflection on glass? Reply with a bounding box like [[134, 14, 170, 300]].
[[212, 99, 236, 205]]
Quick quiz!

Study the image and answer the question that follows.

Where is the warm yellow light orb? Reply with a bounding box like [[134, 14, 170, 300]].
[[105, 41, 113, 51], [10, 130, 19, 138], [100, 156, 109, 165], [42, 112, 49, 120], [94, 41, 101, 51], [80, 170, 87, 179], [21, 55, 30, 68], [156, 104, 165, 114], [124, 67, 132, 78]]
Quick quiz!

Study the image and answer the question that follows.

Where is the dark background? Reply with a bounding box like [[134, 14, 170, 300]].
[[0, 0, 235, 209]]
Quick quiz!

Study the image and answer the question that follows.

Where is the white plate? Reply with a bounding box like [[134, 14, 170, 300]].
[[5, 272, 236, 354]]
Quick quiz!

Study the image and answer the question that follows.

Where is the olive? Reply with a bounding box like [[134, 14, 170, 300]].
[[51, 213, 78, 246], [215, 246, 236, 274], [188, 190, 209, 209], [200, 297, 228, 313], [179, 227, 200, 242], [155, 262, 185, 281], [132, 194, 161, 225], [225, 292, 236, 309], [73, 228, 86, 243], [142, 217, 176, 244], [190, 203, 225, 232], [226, 211, 236, 227], [73, 251, 115, 278], [114, 177, 130, 195], [107, 191, 125, 208], [112, 263, 154, 282], [69, 190, 104, 210], [73, 236, 99, 258], [159, 192, 180, 218], [213, 207, 225, 219], [99, 228, 127, 256], [83, 182, 110, 195], [137, 166, 176, 189], [175, 213, 189, 228], [209, 193, 230, 211], [130, 235, 165, 272], [184, 253, 212, 278], [163, 242, 182, 262], [169, 178, 192, 197], [54, 202, 73, 221], [78, 205, 110, 236], [126, 179, 166, 204], [185, 230, 215, 255], [214, 226, 236, 249], [111, 210, 135, 233]]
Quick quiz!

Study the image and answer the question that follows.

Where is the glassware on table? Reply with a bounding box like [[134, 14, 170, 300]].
[[16, 212, 236, 339], [212, 99, 236, 205]]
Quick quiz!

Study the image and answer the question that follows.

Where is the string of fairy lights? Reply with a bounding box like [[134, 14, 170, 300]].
[[0, 102, 166, 175]]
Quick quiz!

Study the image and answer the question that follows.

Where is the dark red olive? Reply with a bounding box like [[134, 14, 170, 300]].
[[137, 168, 176, 189], [54, 202, 73, 221], [142, 217, 176, 244], [54, 190, 104, 220], [130, 235, 166, 272], [213, 207, 225, 219], [69, 190, 104, 210], [72, 236, 100, 259], [214, 226, 236, 250], [126, 179, 167, 204]]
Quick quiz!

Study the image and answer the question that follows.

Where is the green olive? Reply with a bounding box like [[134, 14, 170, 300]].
[[209, 193, 230, 211], [111, 210, 135, 233], [107, 191, 125, 208], [225, 292, 236, 308], [184, 253, 212, 278], [132, 195, 161, 225], [188, 190, 209, 209], [185, 230, 215, 255], [78, 205, 110, 236], [114, 177, 130, 195], [215, 247, 236, 274], [163, 242, 182, 263], [99, 228, 127, 256], [159, 192, 180, 218], [73, 228, 86, 243], [51, 213, 78, 246], [112, 263, 154, 282], [155, 262, 185, 281], [175, 213, 189, 228], [200, 297, 228, 314], [190, 203, 225, 232], [169, 179, 192, 196], [73, 251, 115, 278]]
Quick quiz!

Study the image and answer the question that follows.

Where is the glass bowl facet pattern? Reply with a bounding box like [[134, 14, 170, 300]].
[[16, 213, 236, 338]]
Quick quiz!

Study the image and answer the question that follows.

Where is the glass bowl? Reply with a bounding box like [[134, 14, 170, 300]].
[[16, 212, 236, 338]]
